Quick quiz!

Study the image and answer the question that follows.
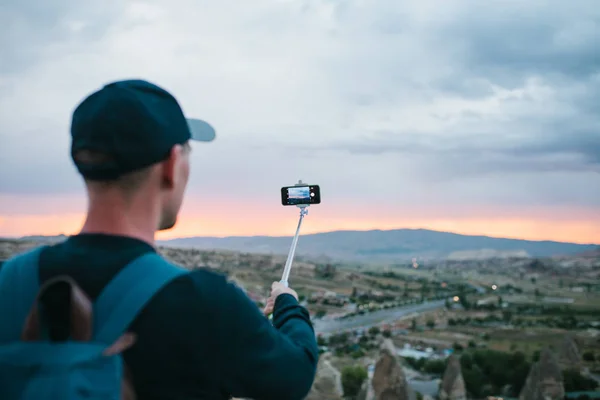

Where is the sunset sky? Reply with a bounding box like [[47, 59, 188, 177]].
[[1, 0, 599, 244]]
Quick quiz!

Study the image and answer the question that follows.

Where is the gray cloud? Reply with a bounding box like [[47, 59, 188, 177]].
[[0, 0, 599, 217], [309, 0, 600, 182], [0, 0, 125, 76], [431, 1, 600, 87], [324, 121, 600, 168]]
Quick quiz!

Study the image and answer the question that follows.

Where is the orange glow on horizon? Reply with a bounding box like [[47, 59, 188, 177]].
[[1, 208, 599, 245]]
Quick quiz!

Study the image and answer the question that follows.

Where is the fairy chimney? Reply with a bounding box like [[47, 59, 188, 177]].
[[370, 339, 416, 400], [305, 354, 343, 400], [439, 354, 467, 400], [519, 347, 565, 400], [557, 335, 582, 371]]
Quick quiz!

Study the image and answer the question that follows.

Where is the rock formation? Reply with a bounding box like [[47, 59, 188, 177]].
[[439, 354, 467, 400], [362, 339, 416, 400], [305, 354, 343, 400], [558, 335, 582, 371], [357, 378, 370, 400], [519, 347, 565, 400]]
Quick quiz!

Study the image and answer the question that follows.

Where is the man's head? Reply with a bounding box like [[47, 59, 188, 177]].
[[70, 79, 215, 231]]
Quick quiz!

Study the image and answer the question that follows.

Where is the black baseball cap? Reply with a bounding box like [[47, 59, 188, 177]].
[[70, 79, 216, 180]]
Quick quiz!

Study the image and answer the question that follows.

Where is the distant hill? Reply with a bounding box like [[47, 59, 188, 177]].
[[17, 234, 67, 243], [575, 246, 600, 258], [5, 229, 596, 262], [158, 229, 598, 262]]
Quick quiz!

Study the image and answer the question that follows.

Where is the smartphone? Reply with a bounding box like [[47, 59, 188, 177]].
[[281, 185, 321, 206]]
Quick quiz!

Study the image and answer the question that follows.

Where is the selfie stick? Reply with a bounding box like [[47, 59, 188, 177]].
[[280, 180, 310, 287]]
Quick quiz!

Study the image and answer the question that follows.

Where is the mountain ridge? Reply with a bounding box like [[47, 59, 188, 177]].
[[7, 228, 597, 262], [157, 228, 598, 262]]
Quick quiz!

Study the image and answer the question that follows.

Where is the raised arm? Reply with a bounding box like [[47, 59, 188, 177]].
[[215, 280, 318, 400]]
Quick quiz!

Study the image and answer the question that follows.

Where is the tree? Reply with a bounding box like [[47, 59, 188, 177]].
[[341, 365, 368, 398], [411, 318, 417, 331], [563, 368, 598, 391], [315, 309, 327, 319], [460, 353, 473, 369], [423, 359, 446, 374], [351, 349, 365, 359], [382, 329, 392, 338], [582, 351, 595, 362], [329, 332, 349, 345], [317, 335, 327, 346], [368, 326, 380, 336], [315, 263, 337, 279], [460, 296, 470, 309], [461, 349, 531, 396], [510, 351, 526, 365], [426, 319, 435, 329], [462, 364, 487, 397], [420, 282, 429, 300]]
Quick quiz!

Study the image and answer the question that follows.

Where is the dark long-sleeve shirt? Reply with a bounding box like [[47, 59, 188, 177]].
[[36, 233, 319, 399]]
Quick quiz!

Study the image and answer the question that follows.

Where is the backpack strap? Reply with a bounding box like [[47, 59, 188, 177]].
[[93, 253, 187, 345], [0, 247, 45, 343]]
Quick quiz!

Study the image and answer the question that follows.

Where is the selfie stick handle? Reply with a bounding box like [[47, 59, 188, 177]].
[[280, 205, 308, 287]]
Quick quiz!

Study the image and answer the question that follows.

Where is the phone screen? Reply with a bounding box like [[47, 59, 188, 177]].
[[281, 185, 321, 206]]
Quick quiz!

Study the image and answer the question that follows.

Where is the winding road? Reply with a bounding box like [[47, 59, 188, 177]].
[[313, 299, 446, 334]]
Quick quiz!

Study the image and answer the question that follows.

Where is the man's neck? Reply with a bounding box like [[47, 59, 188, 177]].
[[80, 201, 157, 246]]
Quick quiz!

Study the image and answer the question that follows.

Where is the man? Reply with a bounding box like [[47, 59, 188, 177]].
[[8, 79, 319, 399]]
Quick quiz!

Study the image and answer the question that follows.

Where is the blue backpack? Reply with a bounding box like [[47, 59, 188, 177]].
[[0, 247, 187, 400]]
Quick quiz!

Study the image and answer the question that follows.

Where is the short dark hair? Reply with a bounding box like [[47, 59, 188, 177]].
[[75, 142, 191, 194], [74, 149, 152, 193]]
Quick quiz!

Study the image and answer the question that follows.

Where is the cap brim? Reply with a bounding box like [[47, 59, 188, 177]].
[[187, 118, 216, 142]]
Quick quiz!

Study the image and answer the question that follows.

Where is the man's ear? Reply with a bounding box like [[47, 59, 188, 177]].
[[160, 145, 182, 189]]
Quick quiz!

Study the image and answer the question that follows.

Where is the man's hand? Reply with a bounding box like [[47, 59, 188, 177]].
[[270, 281, 299, 301], [263, 281, 299, 316], [263, 297, 275, 316]]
